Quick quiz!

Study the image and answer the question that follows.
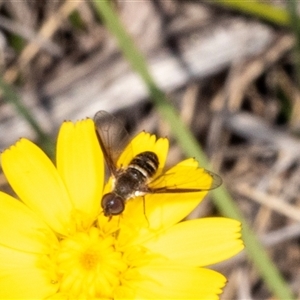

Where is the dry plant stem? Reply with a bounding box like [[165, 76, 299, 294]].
[[225, 112, 300, 193], [209, 34, 294, 169], [263, 223, 300, 247], [235, 184, 300, 223], [225, 112, 300, 158], [222, 267, 251, 300], [0, 15, 61, 56], [181, 84, 199, 128], [3, 0, 82, 83], [211, 34, 295, 113], [221, 270, 238, 300], [276, 67, 300, 129], [218, 222, 300, 277], [253, 206, 272, 236], [236, 268, 253, 300]]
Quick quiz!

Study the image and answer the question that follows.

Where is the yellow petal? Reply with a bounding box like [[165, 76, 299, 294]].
[[0, 191, 58, 253], [144, 217, 244, 266], [120, 166, 212, 243], [149, 158, 216, 190], [117, 132, 169, 174], [56, 119, 104, 221], [0, 245, 58, 299], [118, 205, 210, 248], [1, 139, 73, 235], [118, 192, 205, 241], [119, 263, 225, 299]]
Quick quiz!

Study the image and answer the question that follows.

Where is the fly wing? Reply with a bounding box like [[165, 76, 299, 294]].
[[145, 159, 222, 193], [94, 110, 132, 176]]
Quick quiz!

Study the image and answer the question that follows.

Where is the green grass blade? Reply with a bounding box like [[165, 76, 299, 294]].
[[92, 1, 294, 299], [213, 0, 292, 27]]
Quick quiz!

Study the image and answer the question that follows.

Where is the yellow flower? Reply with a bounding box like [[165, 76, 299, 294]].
[[0, 118, 243, 299]]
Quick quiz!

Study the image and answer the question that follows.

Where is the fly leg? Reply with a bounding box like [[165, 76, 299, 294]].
[[142, 196, 150, 227]]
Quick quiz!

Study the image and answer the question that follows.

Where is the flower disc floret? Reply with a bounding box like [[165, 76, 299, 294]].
[[56, 227, 125, 298]]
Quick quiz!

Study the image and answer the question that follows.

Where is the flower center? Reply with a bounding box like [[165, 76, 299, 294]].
[[80, 249, 98, 270], [56, 227, 126, 298]]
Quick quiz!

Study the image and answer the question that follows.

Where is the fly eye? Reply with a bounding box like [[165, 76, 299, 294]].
[[101, 193, 125, 216]]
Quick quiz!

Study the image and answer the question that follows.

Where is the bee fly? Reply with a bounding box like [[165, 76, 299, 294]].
[[101, 151, 159, 216], [94, 110, 222, 218]]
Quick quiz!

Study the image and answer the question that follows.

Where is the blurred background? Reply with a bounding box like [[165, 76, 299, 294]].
[[1, 1, 300, 299]]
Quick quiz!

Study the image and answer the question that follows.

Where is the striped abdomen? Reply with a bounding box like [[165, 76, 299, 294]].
[[113, 151, 159, 199], [129, 151, 159, 179]]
